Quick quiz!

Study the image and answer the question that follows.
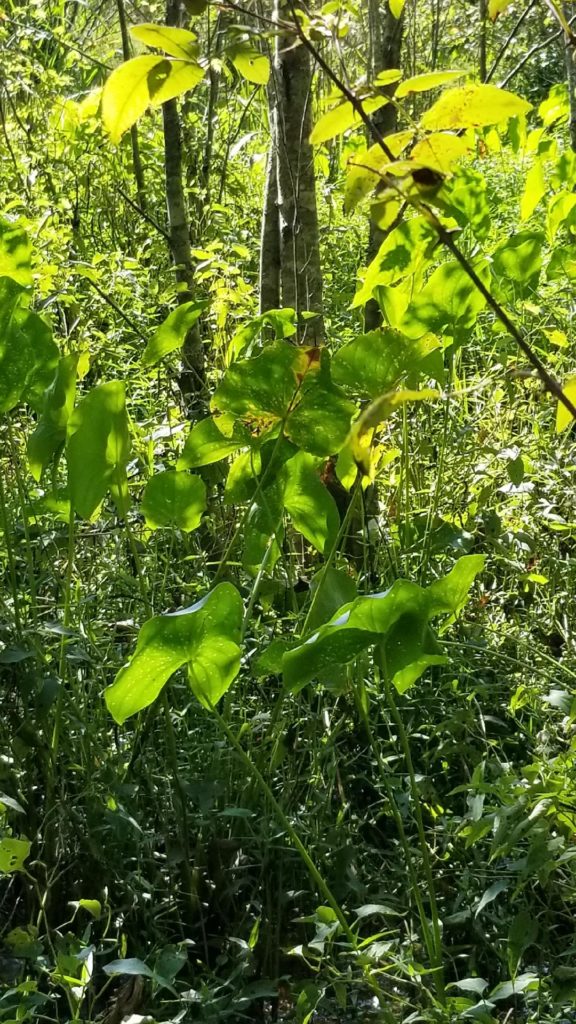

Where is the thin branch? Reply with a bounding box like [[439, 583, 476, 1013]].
[[500, 15, 575, 88], [485, 0, 537, 83], [116, 184, 170, 240]]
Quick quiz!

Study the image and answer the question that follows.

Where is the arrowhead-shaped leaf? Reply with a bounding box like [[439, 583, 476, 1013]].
[[105, 584, 243, 723], [140, 470, 206, 531], [0, 278, 59, 413]]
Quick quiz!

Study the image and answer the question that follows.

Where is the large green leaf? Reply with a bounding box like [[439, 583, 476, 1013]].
[[0, 278, 59, 413], [212, 343, 355, 457], [352, 218, 436, 308], [102, 55, 203, 144], [66, 381, 130, 520], [105, 584, 243, 722], [491, 231, 543, 300], [311, 96, 388, 145], [282, 555, 484, 694], [421, 84, 531, 131], [140, 470, 206, 531], [0, 219, 32, 286], [0, 837, 31, 874], [332, 328, 442, 399], [177, 415, 249, 469], [102, 55, 165, 144], [282, 452, 340, 555], [229, 44, 270, 85], [27, 354, 79, 481], [399, 260, 490, 339], [130, 23, 198, 59], [143, 300, 207, 366]]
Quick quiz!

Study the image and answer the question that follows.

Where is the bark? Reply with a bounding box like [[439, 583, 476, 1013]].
[[364, 0, 404, 332], [479, 0, 488, 82], [564, 3, 576, 150], [259, 143, 281, 312], [163, 0, 205, 401], [271, 0, 324, 343]]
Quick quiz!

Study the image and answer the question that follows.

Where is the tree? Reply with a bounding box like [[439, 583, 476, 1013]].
[[260, 0, 324, 342]]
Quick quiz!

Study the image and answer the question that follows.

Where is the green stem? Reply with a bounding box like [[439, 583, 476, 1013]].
[[377, 649, 445, 1003], [211, 704, 394, 1020], [0, 446, 23, 636]]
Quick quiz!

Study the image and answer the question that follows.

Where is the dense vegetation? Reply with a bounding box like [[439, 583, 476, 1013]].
[[1, 0, 576, 1021]]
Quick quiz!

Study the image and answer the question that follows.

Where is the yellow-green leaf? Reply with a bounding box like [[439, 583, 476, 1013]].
[[102, 54, 164, 143], [310, 96, 388, 145], [410, 132, 471, 173], [230, 46, 270, 86], [389, 0, 407, 17], [373, 68, 403, 87], [488, 0, 514, 18], [130, 23, 198, 59], [344, 130, 414, 213], [421, 84, 531, 131], [520, 159, 546, 222], [395, 70, 467, 99], [556, 376, 576, 433], [146, 59, 204, 107]]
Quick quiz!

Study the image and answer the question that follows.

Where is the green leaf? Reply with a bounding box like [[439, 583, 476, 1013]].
[[102, 54, 165, 144], [421, 84, 531, 131], [520, 159, 546, 222], [0, 837, 31, 874], [0, 278, 59, 413], [306, 568, 358, 633], [400, 259, 490, 339], [75, 899, 102, 919], [140, 470, 206, 531], [344, 132, 414, 214], [145, 58, 205, 106], [0, 218, 32, 286], [332, 328, 442, 399], [556, 376, 576, 433], [439, 168, 491, 240], [103, 958, 154, 978], [389, 0, 406, 16], [491, 231, 543, 300], [130, 23, 198, 59], [229, 45, 270, 85], [27, 354, 79, 481], [310, 96, 388, 145], [177, 415, 249, 469], [488, 0, 514, 16], [66, 381, 130, 520], [282, 556, 483, 693], [395, 70, 466, 99], [489, 974, 539, 1002], [212, 343, 355, 456], [282, 451, 340, 554], [508, 910, 538, 977], [143, 300, 207, 366], [352, 217, 436, 308], [547, 245, 576, 281], [105, 584, 243, 723]]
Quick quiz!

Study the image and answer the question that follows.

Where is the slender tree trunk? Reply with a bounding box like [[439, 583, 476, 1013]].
[[272, 0, 324, 343], [115, 0, 147, 211], [259, 143, 281, 312], [364, 0, 404, 331], [163, 0, 205, 401], [564, 3, 576, 150], [479, 0, 488, 82]]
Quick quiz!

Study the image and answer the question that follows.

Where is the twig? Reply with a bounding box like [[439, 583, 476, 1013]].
[[485, 0, 537, 83]]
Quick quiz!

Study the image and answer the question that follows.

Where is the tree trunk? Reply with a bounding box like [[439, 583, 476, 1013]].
[[479, 0, 488, 82], [271, 0, 324, 344], [259, 143, 281, 313], [564, 3, 576, 150], [163, 0, 205, 402], [364, 0, 404, 332]]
